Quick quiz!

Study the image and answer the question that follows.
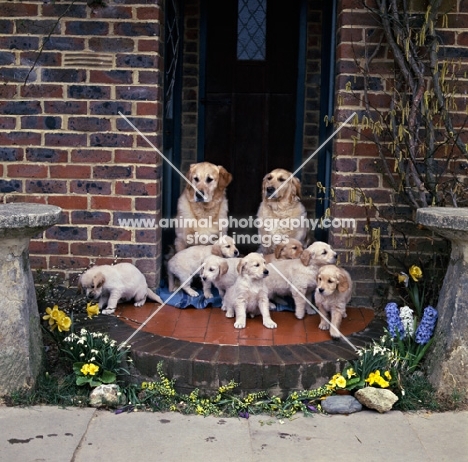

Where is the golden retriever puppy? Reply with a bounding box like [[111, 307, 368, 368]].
[[200, 255, 241, 299], [175, 162, 233, 252], [78, 263, 163, 315], [265, 241, 337, 319], [315, 265, 352, 340], [256, 168, 308, 253], [223, 253, 277, 329], [263, 238, 304, 263], [167, 235, 239, 297]]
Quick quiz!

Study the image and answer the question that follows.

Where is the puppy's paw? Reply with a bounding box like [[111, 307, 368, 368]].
[[234, 321, 246, 329], [263, 319, 277, 329], [225, 308, 234, 318], [134, 300, 145, 307], [184, 287, 199, 297], [318, 321, 329, 330], [102, 307, 116, 315], [203, 291, 214, 299], [295, 311, 305, 320]]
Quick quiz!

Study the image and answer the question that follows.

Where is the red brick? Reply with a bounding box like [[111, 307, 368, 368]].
[[49, 256, 91, 270], [138, 39, 159, 53], [135, 197, 158, 211], [70, 242, 113, 256], [115, 181, 158, 196], [7, 164, 48, 178], [0, 3, 39, 16], [29, 240, 69, 255], [48, 195, 88, 209], [45, 133, 87, 147], [136, 6, 161, 20], [20, 84, 63, 98], [136, 102, 160, 116], [5, 195, 46, 205], [0, 131, 41, 145], [91, 226, 132, 241], [91, 196, 132, 210], [49, 165, 91, 179], [114, 149, 156, 164], [71, 149, 113, 163]]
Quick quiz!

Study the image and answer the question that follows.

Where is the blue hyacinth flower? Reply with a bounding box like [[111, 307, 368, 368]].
[[415, 306, 438, 345], [385, 302, 405, 338]]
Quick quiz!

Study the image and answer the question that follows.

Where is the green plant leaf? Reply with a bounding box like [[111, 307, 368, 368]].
[[100, 370, 117, 384]]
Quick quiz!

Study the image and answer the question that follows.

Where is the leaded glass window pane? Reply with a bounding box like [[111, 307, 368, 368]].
[[237, 0, 266, 61]]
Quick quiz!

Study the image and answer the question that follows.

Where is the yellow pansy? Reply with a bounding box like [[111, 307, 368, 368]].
[[346, 368, 356, 379]]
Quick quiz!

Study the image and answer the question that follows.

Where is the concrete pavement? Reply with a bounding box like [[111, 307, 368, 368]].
[[1, 405, 467, 461]]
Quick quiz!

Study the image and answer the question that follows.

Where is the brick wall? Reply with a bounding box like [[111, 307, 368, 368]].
[[0, 0, 164, 287], [330, 0, 464, 307]]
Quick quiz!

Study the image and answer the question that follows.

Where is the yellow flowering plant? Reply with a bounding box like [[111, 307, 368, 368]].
[[398, 265, 425, 318]]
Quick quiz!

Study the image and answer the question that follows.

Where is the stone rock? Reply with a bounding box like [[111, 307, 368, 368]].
[[0, 203, 61, 395], [416, 207, 468, 399], [354, 387, 398, 413], [89, 384, 127, 408], [321, 395, 362, 414]]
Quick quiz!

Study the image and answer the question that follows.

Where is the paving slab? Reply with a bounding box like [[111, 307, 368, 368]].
[[74, 411, 252, 462], [0, 406, 95, 462]]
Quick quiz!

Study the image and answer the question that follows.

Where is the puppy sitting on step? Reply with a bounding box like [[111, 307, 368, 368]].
[[223, 253, 277, 329], [315, 264, 352, 340]]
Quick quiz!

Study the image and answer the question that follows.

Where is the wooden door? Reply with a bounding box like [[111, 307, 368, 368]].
[[202, 0, 301, 226]]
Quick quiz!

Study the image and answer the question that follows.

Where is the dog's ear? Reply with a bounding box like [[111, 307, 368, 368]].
[[274, 243, 285, 259], [93, 272, 105, 288], [300, 249, 311, 266], [220, 260, 229, 276], [217, 166, 232, 189], [291, 176, 302, 200], [77, 276, 83, 294], [211, 242, 223, 256], [185, 164, 197, 189], [337, 271, 350, 293], [237, 259, 245, 274]]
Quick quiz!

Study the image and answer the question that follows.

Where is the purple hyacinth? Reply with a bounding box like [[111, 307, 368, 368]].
[[385, 302, 405, 338], [415, 306, 438, 345]]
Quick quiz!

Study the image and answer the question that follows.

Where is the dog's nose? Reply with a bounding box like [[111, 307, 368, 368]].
[[318, 288, 325, 293], [202, 276, 206, 281], [195, 190, 205, 202], [266, 186, 276, 196], [263, 269, 269, 276], [234, 250, 239, 256]]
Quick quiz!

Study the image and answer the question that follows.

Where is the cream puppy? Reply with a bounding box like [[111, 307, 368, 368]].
[[315, 265, 352, 339], [200, 255, 241, 299], [263, 238, 304, 263], [223, 253, 277, 329], [265, 241, 338, 319], [167, 235, 239, 297], [78, 263, 163, 315]]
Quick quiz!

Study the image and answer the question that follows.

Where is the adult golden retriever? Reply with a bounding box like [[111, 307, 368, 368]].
[[256, 168, 308, 253], [174, 162, 232, 252]]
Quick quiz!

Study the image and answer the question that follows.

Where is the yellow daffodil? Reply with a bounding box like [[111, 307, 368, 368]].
[[398, 272, 409, 287], [409, 265, 422, 282], [86, 302, 100, 319], [80, 363, 99, 376], [43, 305, 61, 326], [56, 314, 72, 332]]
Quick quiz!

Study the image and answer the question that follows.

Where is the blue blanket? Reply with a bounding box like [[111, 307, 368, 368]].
[[155, 283, 295, 312]]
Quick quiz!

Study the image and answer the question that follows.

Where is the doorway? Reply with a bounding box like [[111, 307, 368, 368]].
[[199, 0, 305, 221]]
